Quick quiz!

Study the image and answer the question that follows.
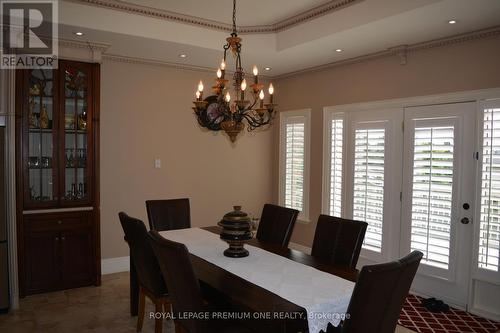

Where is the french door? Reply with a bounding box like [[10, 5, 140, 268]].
[[343, 109, 403, 262], [401, 102, 476, 308]]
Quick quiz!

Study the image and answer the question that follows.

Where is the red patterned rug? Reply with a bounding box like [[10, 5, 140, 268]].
[[398, 295, 500, 333]]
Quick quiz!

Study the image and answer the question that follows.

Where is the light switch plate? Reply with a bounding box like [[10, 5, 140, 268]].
[[154, 158, 161, 169]]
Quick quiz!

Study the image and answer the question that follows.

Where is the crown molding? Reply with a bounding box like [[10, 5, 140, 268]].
[[102, 53, 216, 73], [63, 0, 361, 34], [58, 38, 111, 52], [102, 53, 273, 80], [275, 25, 500, 79]]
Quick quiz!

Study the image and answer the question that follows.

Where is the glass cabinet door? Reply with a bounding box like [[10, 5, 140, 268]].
[[61, 62, 92, 204], [25, 69, 58, 205]]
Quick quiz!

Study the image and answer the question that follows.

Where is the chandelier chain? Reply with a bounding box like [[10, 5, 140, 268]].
[[232, 0, 237, 34]]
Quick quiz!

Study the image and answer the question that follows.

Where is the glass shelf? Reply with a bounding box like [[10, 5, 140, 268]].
[[29, 128, 53, 133]]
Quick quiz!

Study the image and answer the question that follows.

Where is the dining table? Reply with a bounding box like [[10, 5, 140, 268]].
[[129, 226, 358, 332]]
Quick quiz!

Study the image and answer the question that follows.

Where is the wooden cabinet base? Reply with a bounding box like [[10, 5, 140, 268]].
[[21, 211, 99, 295]]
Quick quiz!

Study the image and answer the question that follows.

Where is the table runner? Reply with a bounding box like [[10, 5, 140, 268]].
[[159, 228, 354, 333]]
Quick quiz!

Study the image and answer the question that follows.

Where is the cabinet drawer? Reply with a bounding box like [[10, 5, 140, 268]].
[[24, 211, 92, 232]]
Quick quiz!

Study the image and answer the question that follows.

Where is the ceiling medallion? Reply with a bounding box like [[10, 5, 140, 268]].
[[192, 0, 276, 143]]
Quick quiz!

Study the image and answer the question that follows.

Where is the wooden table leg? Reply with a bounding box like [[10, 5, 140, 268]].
[[130, 252, 139, 316]]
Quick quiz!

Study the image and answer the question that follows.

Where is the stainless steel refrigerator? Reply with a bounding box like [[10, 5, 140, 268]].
[[0, 116, 8, 312]]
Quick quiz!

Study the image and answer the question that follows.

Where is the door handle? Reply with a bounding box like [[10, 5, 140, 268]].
[[460, 217, 471, 225]]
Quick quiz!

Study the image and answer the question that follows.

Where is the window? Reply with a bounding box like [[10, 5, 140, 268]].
[[279, 109, 310, 220], [410, 126, 455, 269], [478, 107, 500, 272], [323, 113, 344, 217], [353, 127, 386, 253]]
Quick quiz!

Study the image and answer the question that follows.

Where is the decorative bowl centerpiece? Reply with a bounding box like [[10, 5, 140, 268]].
[[218, 206, 252, 258]]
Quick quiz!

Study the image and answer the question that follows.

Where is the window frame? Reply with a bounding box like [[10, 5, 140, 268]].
[[278, 109, 311, 222]]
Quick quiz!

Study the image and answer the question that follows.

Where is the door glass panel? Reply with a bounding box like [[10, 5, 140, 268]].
[[410, 126, 454, 269], [329, 118, 343, 217], [27, 69, 55, 202], [353, 128, 385, 252], [63, 66, 89, 201], [478, 108, 500, 271]]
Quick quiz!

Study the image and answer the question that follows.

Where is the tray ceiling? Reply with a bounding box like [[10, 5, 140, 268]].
[[60, 0, 500, 76]]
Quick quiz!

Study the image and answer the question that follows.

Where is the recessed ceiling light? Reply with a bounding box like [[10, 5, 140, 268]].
[[335, 49, 343, 53], [264, 67, 271, 71], [179, 54, 187, 58], [448, 20, 457, 24], [74, 32, 84, 36]]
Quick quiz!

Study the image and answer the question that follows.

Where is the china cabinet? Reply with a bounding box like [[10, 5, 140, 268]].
[[16, 60, 100, 295]]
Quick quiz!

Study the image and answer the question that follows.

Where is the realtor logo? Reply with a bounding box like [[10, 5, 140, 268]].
[[1, 0, 58, 68]]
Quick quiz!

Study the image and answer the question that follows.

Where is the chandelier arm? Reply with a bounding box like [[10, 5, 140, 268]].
[[241, 113, 261, 130], [243, 112, 268, 129]]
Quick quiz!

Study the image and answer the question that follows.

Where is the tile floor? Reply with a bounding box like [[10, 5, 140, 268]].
[[0, 272, 415, 333]]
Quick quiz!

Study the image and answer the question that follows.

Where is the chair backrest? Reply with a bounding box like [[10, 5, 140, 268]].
[[311, 215, 368, 268], [256, 204, 299, 247], [341, 251, 423, 333], [118, 212, 166, 296], [145, 198, 191, 231], [148, 231, 204, 333]]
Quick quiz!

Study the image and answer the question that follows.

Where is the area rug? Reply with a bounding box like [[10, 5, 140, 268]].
[[398, 295, 500, 333]]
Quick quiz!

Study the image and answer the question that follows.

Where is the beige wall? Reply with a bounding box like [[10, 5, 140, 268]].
[[275, 35, 500, 247], [100, 60, 274, 259]]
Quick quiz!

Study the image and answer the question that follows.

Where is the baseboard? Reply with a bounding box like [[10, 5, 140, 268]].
[[289, 242, 311, 255], [101, 256, 130, 275]]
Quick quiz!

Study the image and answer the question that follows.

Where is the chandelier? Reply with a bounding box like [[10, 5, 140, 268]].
[[192, 0, 276, 142]]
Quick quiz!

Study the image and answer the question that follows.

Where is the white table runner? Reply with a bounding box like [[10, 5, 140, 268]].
[[159, 228, 354, 333]]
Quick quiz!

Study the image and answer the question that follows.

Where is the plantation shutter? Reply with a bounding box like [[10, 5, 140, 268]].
[[329, 118, 344, 217], [353, 127, 386, 252], [478, 107, 500, 272], [284, 119, 306, 212], [410, 126, 455, 269]]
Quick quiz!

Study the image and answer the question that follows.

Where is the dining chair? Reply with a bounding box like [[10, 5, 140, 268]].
[[325, 251, 423, 333], [255, 203, 299, 247], [146, 198, 191, 231], [147, 231, 253, 333], [311, 215, 368, 268], [118, 212, 171, 333]]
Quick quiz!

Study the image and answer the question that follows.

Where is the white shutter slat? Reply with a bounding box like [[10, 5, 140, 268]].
[[284, 122, 305, 212], [353, 128, 386, 253], [410, 126, 455, 269], [329, 118, 343, 217], [478, 108, 500, 272]]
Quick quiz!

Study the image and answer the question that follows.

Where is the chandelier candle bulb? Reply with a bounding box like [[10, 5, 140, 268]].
[[253, 65, 259, 84], [198, 80, 204, 100], [268, 83, 274, 103], [225, 91, 231, 103], [259, 90, 264, 108], [195, 90, 201, 101], [240, 78, 247, 100], [217, 68, 222, 79]]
